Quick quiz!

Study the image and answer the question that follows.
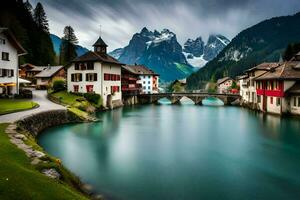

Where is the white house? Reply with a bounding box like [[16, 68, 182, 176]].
[[0, 28, 26, 96], [243, 62, 279, 104], [255, 55, 300, 115], [124, 65, 159, 94], [217, 77, 233, 94], [67, 36, 123, 108]]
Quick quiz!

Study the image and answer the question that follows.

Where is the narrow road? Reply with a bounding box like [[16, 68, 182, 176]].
[[0, 90, 66, 123]]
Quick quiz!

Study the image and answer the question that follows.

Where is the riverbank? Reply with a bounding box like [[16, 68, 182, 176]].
[[0, 123, 90, 200]]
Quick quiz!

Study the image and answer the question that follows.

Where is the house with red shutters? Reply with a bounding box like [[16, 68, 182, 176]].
[[255, 52, 300, 115], [121, 65, 142, 95], [67, 36, 123, 108]]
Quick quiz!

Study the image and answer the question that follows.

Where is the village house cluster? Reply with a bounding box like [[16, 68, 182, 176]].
[[0, 27, 159, 108], [215, 52, 300, 116]]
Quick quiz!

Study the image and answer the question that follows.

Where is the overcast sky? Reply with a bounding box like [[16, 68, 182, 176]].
[[30, 0, 300, 51]]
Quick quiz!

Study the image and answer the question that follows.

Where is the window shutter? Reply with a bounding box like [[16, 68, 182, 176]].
[[94, 73, 97, 81], [86, 73, 88, 81], [71, 74, 74, 82]]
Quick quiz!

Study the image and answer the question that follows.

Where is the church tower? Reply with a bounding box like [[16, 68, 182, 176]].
[[93, 36, 108, 54]]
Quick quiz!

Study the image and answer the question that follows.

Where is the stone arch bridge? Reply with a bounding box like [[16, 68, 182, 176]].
[[133, 93, 240, 105]]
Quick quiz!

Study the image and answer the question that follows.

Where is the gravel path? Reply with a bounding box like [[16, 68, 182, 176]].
[[0, 90, 66, 123]]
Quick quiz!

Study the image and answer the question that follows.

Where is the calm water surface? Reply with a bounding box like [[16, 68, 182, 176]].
[[38, 102, 300, 200]]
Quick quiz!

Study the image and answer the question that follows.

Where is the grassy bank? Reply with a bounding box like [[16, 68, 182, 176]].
[[0, 99, 38, 115], [49, 91, 102, 120], [0, 123, 88, 200]]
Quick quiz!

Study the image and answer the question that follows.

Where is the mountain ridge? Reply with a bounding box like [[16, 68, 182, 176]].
[[109, 28, 229, 81], [187, 12, 300, 89]]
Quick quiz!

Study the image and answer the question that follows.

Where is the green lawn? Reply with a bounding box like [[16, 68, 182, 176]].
[[51, 91, 82, 106], [0, 99, 38, 115], [0, 124, 88, 200]]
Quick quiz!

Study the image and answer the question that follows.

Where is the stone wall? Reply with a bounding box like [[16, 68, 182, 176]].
[[17, 109, 83, 136]]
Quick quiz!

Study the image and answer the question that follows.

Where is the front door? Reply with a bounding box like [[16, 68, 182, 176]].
[[263, 95, 267, 112]]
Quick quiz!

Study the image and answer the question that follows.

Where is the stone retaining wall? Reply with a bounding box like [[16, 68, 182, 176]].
[[17, 109, 83, 136]]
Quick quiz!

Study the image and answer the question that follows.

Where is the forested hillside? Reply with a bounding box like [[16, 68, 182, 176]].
[[0, 0, 56, 65]]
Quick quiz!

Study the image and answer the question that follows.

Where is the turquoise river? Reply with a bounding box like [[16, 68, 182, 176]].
[[38, 100, 300, 200]]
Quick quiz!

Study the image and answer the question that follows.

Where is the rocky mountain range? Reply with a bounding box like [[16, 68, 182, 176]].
[[109, 27, 229, 81], [183, 35, 230, 68]]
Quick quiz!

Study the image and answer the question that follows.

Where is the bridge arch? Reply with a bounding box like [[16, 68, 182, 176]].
[[202, 96, 225, 106]]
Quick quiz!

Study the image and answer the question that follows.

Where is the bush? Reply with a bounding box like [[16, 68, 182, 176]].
[[83, 93, 101, 105], [52, 78, 65, 92]]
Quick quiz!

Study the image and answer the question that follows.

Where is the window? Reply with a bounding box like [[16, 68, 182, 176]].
[[104, 73, 110, 80], [80, 63, 86, 70], [270, 97, 273, 104], [104, 73, 120, 81], [73, 85, 79, 92], [148, 86, 150, 89], [0, 69, 7, 77], [298, 97, 300, 107], [257, 95, 261, 103], [148, 81, 150, 84], [2, 52, 9, 61], [71, 73, 82, 82], [75, 63, 79, 70], [143, 81, 145, 84], [86, 73, 97, 82], [143, 86, 146, 89], [86, 85, 94, 92], [8, 69, 14, 77], [276, 98, 281, 106], [0, 38, 5, 44], [87, 62, 94, 70], [111, 86, 119, 93], [148, 76, 150, 78]]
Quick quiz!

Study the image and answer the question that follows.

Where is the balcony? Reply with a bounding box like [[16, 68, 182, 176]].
[[256, 89, 284, 97]]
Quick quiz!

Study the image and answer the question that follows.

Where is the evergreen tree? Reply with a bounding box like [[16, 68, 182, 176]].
[[0, 0, 56, 65], [283, 44, 294, 61], [33, 2, 49, 33], [24, 0, 33, 15], [59, 26, 78, 64]]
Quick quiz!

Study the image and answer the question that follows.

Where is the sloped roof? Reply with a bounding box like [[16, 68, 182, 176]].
[[93, 37, 108, 47], [35, 66, 64, 78], [0, 27, 27, 55], [122, 65, 159, 76], [256, 61, 300, 81], [245, 62, 279, 73], [71, 51, 122, 65], [217, 77, 232, 85], [21, 64, 47, 72]]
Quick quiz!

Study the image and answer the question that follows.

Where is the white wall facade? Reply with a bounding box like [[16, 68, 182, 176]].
[[290, 96, 300, 115], [0, 32, 19, 94], [239, 79, 249, 102], [67, 62, 121, 107], [138, 75, 154, 94]]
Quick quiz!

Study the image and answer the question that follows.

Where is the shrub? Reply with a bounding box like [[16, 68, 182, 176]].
[[52, 78, 66, 92], [84, 93, 101, 105]]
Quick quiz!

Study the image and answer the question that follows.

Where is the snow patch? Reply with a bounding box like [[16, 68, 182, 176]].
[[183, 52, 208, 68]]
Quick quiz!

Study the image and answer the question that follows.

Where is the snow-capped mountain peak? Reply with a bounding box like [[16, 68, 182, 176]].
[[183, 34, 230, 67]]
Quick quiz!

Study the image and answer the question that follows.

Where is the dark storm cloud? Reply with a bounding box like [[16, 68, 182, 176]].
[[30, 0, 300, 51]]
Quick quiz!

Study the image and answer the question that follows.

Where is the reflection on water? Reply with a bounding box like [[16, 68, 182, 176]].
[[38, 104, 300, 200]]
